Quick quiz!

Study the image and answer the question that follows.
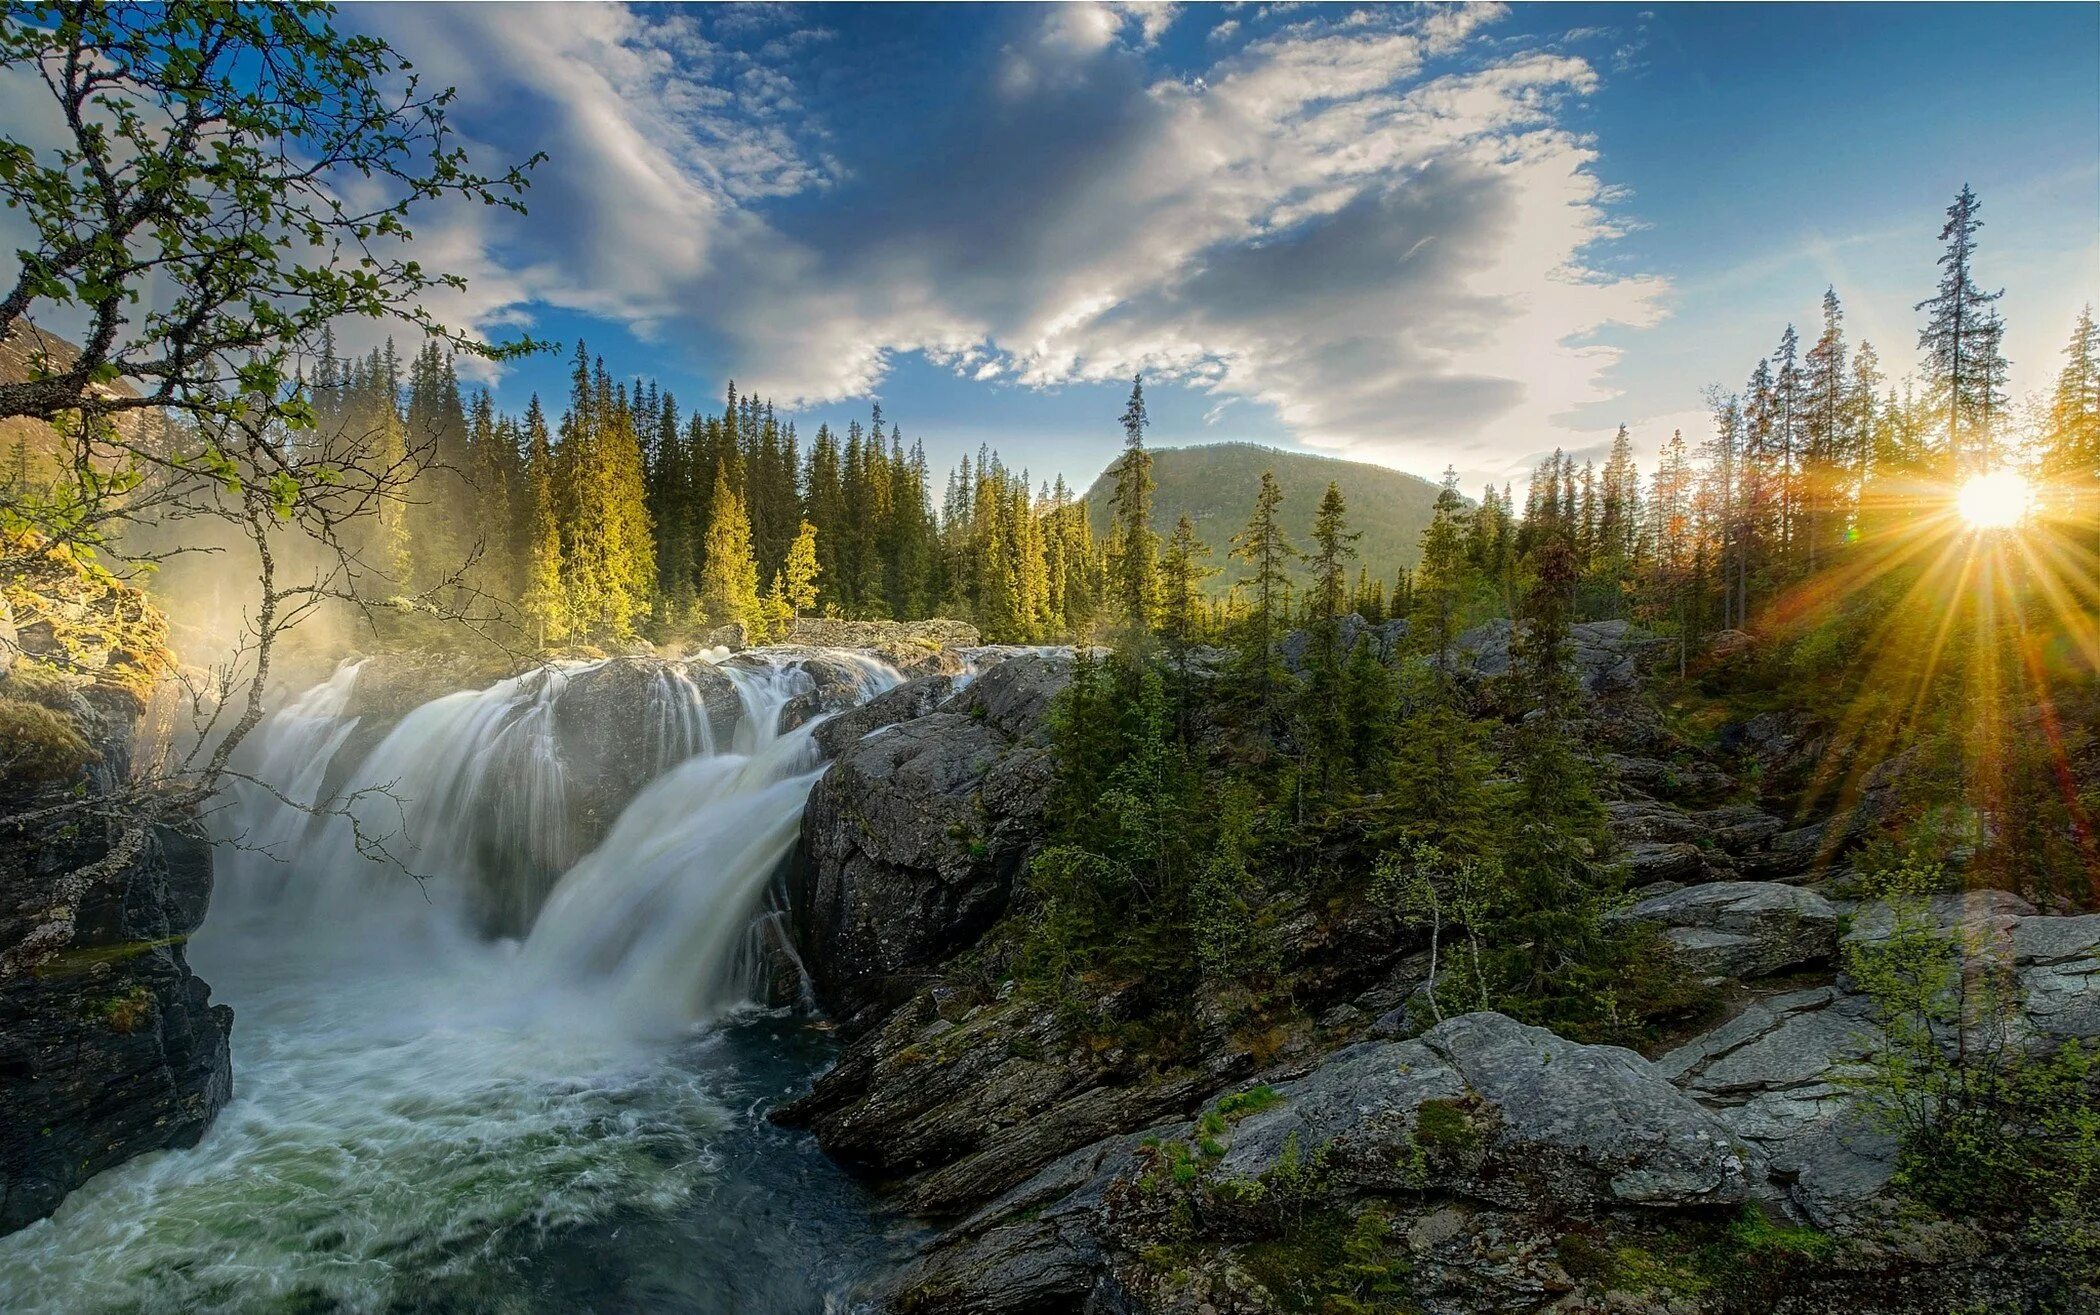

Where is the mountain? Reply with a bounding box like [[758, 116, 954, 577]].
[[1081, 442, 1445, 592]]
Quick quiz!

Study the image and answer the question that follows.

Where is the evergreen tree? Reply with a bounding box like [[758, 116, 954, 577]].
[[782, 519, 822, 623], [519, 396, 566, 645], [1109, 375, 1157, 630], [1297, 482, 1359, 792], [2047, 306, 2100, 540], [1411, 467, 1474, 679], [697, 462, 763, 635], [1230, 470, 1296, 726], [1916, 185, 2007, 472]]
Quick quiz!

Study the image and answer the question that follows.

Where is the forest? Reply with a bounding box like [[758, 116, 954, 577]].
[[2, 5, 2096, 1313]]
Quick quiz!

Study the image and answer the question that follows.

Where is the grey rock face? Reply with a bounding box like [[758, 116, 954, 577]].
[[1661, 906, 2099, 1229], [789, 654, 1072, 1016], [1278, 614, 1408, 673], [1613, 881, 1840, 979], [1420, 1012, 1751, 1208], [813, 675, 957, 760], [1448, 618, 1659, 696], [2, 789, 231, 1235], [887, 1011, 1752, 1313]]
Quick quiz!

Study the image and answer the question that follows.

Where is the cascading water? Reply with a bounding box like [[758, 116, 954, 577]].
[[0, 649, 914, 1314]]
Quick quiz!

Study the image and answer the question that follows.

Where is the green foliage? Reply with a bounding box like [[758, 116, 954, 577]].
[[1842, 860, 2100, 1242], [1215, 1085, 1284, 1120], [1238, 1204, 1416, 1315], [94, 984, 153, 1034]]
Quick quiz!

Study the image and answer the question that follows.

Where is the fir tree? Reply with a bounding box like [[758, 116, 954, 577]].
[[1109, 375, 1157, 631], [782, 519, 822, 622], [697, 462, 763, 635]]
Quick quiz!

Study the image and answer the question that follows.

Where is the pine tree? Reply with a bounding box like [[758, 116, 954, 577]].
[[1916, 185, 2007, 473], [1109, 375, 1157, 631], [698, 462, 763, 636]]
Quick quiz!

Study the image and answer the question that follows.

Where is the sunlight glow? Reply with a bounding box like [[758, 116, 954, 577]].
[[1955, 469, 2034, 531]]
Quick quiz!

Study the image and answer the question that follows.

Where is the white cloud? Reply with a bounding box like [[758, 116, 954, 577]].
[[364, 2, 1666, 481]]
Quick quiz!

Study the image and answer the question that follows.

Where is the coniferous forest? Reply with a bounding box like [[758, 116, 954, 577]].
[[1, 6, 2096, 1315]]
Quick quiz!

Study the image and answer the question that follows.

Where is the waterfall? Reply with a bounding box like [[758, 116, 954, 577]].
[[0, 647, 917, 1312], [209, 647, 900, 1023]]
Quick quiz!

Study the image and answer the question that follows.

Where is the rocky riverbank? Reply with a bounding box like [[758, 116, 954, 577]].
[[776, 621, 2100, 1314], [0, 544, 231, 1235]]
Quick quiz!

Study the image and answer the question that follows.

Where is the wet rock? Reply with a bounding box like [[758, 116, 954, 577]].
[[1612, 881, 1839, 979], [814, 676, 958, 760], [788, 654, 1072, 1017], [700, 620, 751, 651]]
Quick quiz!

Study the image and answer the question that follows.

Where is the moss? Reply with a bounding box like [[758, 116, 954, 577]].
[[1215, 1084, 1284, 1121], [0, 695, 93, 787], [1604, 1243, 1712, 1298], [35, 935, 185, 979], [1, 658, 82, 709], [1238, 1204, 1417, 1314], [96, 984, 154, 1034], [1725, 1208, 1836, 1261], [1412, 1097, 1480, 1151]]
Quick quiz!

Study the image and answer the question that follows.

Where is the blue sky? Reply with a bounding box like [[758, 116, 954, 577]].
[[345, 2, 2099, 492]]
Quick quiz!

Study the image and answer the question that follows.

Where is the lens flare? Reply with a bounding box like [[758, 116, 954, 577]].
[[1956, 469, 2034, 530]]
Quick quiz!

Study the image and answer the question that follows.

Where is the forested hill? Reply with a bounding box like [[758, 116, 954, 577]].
[[1081, 442, 1444, 588]]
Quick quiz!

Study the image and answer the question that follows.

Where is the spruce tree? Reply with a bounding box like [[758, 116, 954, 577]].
[[1230, 470, 1296, 726], [1109, 375, 1157, 631], [1411, 468, 1473, 680], [2048, 306, 2100, 541], [519, 395, 566, 646], [1916, 185, 2007, 473], [782, 519, 822, 623], [697, 462, 763, 636], [1298, 482, 1359, 792]]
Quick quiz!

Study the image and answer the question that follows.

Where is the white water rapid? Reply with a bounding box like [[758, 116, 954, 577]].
[[0, 649, 912, 1314]]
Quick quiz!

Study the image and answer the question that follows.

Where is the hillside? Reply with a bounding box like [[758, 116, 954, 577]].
[[1082, 441, 1444, 590]]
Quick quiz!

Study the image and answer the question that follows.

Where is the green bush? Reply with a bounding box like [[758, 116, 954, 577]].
[[1842, 860, 2100, 1242]]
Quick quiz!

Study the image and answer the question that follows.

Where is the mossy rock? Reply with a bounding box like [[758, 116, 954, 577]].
[[0, 694, 93, 787]]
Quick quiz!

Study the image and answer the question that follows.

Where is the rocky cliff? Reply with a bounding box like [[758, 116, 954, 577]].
[[778, 621, 2100, 1314], [0, 539, 231, 1235]]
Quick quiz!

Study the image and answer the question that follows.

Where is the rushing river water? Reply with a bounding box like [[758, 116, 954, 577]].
[[0, 653, 919, 1313]]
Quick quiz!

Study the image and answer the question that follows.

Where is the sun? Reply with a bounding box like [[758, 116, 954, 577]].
[[1955, 468, 2034, 531]]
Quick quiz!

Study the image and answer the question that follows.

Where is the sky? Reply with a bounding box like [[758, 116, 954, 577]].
[[329, 3, 2097, 491]]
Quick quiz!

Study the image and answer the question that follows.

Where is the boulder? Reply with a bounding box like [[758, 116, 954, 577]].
[[1420, 1012, 1752, 1208], [1278, 614, 1408, 673], [788, 654, 1071, 1016], [814, 675, 957, 760], [1450, 618, 1659, 696], [886, 1012, 1752, 1313], [1612, 881, 1840, 979]]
